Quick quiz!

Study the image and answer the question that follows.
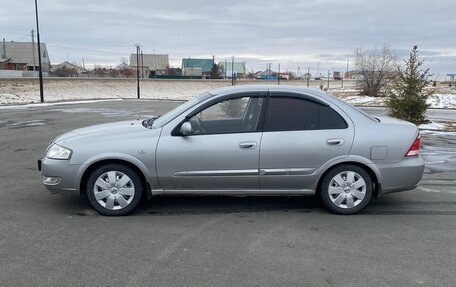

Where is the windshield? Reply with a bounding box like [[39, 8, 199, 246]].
[[151, 92, 212, 129]]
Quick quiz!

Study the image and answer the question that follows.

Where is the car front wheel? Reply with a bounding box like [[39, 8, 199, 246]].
[[320, 165, 373, 215], [86, 164, 142, 216]]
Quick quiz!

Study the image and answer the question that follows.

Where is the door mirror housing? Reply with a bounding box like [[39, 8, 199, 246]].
[[180, 122, 192, 136]]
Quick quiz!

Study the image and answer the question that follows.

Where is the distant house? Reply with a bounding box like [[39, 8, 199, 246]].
[[277, 72, 294, 80], [182, 58, 214, 77], [117, 63, 134, 78], [51, 61, 88, 76], [344, 70, 365, 80], [218, 61, 246, 78], [255, 69, 277, 80], [117, 63, 131, 70], [182, 67, 202, 77], [165, 67, 182, 76], [0, 41, 50, 72], [130, 54, 169, 77]]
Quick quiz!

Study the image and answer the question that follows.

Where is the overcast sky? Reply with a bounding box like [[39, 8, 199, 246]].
[[1, 0, 455, 77]]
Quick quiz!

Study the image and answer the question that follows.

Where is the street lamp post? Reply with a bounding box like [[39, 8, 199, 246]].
[[34, 0, 44, 102], [327, 70, 330, 90], [135, 43, 141, 99], [231, 56, 235, 86], [278, 63, 280, 85]]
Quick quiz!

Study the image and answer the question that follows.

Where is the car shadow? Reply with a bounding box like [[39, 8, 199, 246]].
[[139, 195, 324, 216], [55, 195, 326, 217], [54, 193, 451, 217]]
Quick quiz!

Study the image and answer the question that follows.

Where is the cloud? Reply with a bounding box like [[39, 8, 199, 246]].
[[1, 0, 455, 73]]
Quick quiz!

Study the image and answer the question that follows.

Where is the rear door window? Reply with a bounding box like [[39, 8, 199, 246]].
[[265, 96, 347, 131]]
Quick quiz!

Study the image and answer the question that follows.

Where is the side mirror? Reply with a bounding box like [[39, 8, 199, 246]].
[[180, 122, 192, 136]]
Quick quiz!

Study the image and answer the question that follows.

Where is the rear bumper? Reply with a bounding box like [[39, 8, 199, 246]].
[[376, 156, 425, 195]]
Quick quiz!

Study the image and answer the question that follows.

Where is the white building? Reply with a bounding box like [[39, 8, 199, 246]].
[[130, 53, 169, 77]]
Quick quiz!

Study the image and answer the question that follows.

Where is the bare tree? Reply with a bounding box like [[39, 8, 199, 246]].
[[354, 46, 396, 97]]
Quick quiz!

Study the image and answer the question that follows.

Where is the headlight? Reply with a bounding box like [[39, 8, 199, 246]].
[[46, 144, 72, 160]]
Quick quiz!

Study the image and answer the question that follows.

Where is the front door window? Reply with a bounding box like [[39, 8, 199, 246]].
[[189, 96, 263, 135]]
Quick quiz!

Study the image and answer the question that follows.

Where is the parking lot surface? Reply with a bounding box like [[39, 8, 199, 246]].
[[1, 100, 455, 286]]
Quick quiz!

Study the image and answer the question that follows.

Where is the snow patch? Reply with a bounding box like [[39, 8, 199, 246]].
[[419, 122, 446, 130], [426, 94, 456, 109], [0, 98, 124, 109]]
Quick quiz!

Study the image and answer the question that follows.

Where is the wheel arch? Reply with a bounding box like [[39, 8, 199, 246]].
[[316, 161, 381, 198], [79, 159, 152, 199]]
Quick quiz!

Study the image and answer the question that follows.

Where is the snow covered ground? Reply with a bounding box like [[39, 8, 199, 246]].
[[1, 78, 455, 132], [0, 78, 228, 104], [335, 91, 456, 109], [1, 78, 455, 109]]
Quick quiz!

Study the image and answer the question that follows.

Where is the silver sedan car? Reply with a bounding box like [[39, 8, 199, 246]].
[[38, 85, 425, 215]]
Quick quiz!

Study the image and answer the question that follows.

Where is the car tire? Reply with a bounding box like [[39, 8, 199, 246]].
[[320, 165, 372, 215], [86, 164, 143, 216]]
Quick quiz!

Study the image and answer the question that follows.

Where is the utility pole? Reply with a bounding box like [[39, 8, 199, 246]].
[[140, 49, 144, 79], [31, 30, 36, 72], [135, 43, 141, 99], [82, 58, 85, 69], [2, 38, 6, 59], [342, 58, 349, 88], [278, 63, 281, 85], [346, 58, 349, 77], [307, 67, 310, 87], [34, 0, 44, 102], [224, 60, 227, 79], [327, 70, 330, 90]]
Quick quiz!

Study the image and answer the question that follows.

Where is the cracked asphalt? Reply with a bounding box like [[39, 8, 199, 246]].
[[0, 100, 455, 286]]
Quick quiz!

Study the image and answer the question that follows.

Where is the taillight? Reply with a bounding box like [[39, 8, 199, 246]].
[[405, 135, 420, 157]]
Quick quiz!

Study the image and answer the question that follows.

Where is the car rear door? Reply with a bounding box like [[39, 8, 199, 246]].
[[259, 93, 354, 191], [156, 93, 265, 192]]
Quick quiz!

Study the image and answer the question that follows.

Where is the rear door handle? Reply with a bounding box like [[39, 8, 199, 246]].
[[326, 138, 344, 146], [239, 141, 257, 149]]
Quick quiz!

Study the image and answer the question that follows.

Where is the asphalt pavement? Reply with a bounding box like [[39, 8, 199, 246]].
[[0, 99, 455, 286]]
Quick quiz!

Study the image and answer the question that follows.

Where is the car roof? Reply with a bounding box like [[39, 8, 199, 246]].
[[208, 84, 331, 99], [209, 84, 320, 94]]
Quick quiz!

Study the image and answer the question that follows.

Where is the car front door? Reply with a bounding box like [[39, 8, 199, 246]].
[[259, 93, 354, 191], [156, 93, 265, 192]]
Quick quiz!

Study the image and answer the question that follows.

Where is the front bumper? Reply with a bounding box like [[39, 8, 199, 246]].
[[38, 157, 85, 195]]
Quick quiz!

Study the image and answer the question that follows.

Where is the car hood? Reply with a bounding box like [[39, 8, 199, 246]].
[[54, 119, 158, 146]]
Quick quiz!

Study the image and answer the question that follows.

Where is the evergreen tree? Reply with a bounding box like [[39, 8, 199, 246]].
[[210, 63, 223, 79], [386, 46, 432, 124]]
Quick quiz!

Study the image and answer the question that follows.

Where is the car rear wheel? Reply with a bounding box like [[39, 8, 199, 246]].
[[320, 165, 372, 215], [86, 164, 142, 216]]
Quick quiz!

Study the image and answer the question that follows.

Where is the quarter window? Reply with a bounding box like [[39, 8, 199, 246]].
[[265, 96, 347, 131]]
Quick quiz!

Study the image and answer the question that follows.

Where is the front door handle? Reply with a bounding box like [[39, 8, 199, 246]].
[[326, 138, 344, 146], [239, 141, 257, 149]]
